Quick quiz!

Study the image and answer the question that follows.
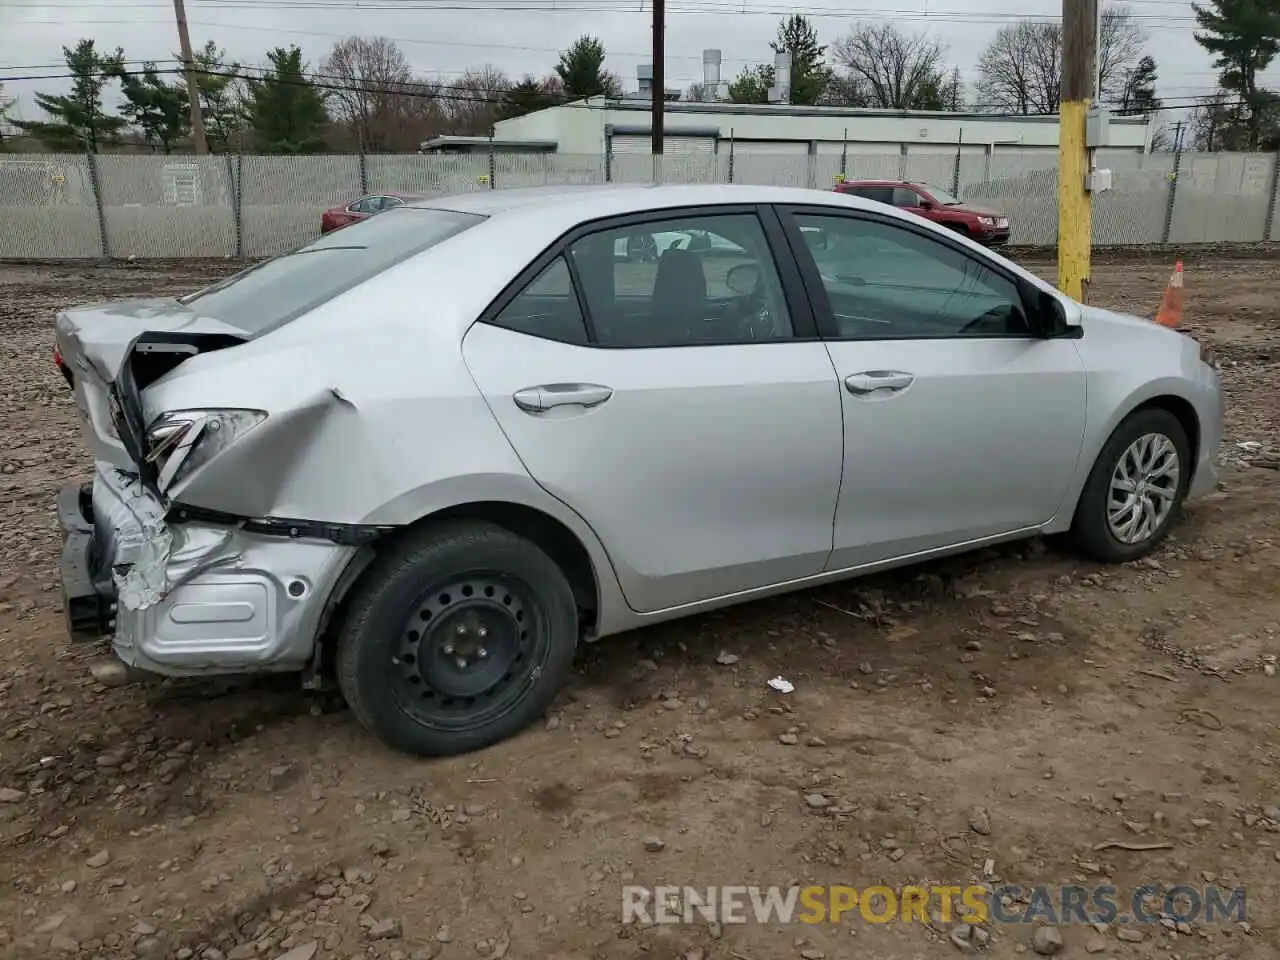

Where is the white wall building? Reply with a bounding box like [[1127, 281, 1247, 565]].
[[492, 96, 1153, 163]]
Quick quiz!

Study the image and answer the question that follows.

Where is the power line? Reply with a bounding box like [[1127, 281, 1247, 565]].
[[13, 6, 1206, 24], [0, 61, 1256, 115]]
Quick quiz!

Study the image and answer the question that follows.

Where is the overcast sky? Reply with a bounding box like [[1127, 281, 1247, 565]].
[[0, 0, 1264, 127]]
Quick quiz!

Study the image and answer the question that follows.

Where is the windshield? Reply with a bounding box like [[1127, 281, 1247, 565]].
[[921, 185, 962, 205], [181, 206, 485, 335]]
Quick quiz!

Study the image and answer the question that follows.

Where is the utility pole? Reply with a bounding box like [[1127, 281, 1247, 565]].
[[651, 0, 664, 156], [1058, 0, 1098, 300], [173, 0, 209, 155]]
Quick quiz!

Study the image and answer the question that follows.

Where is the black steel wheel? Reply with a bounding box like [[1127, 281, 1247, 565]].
[[337, 521, 578, 756]]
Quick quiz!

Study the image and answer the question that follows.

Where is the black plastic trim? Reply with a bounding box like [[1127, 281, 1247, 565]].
[[57, 482, 116, 641], [168, 502, 393, 546]]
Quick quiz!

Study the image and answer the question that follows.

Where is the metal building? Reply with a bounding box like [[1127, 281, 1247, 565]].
[[487, 50, 1153, 161]]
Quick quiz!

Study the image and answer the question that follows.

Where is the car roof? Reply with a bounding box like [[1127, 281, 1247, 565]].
[[403, 183, 880, 221]]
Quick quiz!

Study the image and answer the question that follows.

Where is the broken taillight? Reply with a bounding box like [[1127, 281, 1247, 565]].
[[54, 346, 74, 387]]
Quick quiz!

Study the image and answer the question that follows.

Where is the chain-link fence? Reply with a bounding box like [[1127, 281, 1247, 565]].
[[3, 145, 1279, 259]]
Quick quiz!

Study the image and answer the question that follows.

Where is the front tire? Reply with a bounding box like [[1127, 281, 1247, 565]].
[[1069, 408, 1191, 563], [336, 521, 579, 756]]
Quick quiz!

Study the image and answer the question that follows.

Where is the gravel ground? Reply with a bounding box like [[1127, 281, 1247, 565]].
[[0, 254, 1278, 960]]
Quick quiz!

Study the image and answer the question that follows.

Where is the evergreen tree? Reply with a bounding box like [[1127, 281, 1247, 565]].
[[244, 46, 329, 154], [1192, 0, 1280, 148], [770, 15, 830, 106], [13, 39, 126, 152], [1118, 55, 1161, 114], [555, 36, 620, 99], [501, 76, 563, 119], [190, 41, 244, 153], [728, 64, 775, 104], [114, 63, 189, 153]]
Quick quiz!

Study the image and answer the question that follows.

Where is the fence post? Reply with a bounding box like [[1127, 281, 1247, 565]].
[[1161, 138, 1182, 245], [951, 128, 963, 197], [234, 153, 245, 259], [839, 128, 848, 180], [727, 128, 735, 184], [1264, 152, 1280, 242], [225, 154, 242, 260], [358, 140, 369, 195], [85, 148, 109, 259], [488, 130, 497, 190]]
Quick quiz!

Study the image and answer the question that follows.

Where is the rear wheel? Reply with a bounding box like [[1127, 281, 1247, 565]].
[[336, 521, 578, 756], [1069, 408, 1191, 563]]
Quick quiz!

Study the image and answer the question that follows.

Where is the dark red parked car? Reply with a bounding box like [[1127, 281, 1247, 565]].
[[320, 193, 425, 233], [834, 179, 1011, 246]]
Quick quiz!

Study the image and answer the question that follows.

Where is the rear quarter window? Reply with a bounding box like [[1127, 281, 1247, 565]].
[[180, 206, 485, 336]]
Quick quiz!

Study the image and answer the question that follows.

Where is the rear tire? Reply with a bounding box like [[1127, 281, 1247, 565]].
[[336, 521, 579, 756], [1068, 408, 1191, 563]]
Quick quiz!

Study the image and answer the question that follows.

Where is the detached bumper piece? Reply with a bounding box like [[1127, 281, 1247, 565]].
[[57, 481, 118, 641]]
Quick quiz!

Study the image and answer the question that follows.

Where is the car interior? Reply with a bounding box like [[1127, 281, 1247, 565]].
[[491, 216, 795, 346]]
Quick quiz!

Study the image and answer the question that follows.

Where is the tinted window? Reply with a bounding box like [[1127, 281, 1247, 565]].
[[794, 213, 1031, 339], [891, 187, 922, 207], [567, 213, 793, 347], [488, 256, 588, 345], [851, 186, 893, 204], [349, 197, 377, 214], [181, 207, 483, 335]]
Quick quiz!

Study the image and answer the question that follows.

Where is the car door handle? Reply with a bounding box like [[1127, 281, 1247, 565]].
[[513, 383, 613, 413], [845, 371, 915, 395]]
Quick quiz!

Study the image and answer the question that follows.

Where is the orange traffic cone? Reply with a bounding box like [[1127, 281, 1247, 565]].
[[1154, 260, 1184, 328]]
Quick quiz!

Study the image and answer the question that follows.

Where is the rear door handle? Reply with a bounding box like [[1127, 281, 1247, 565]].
[[845, 371, 915, 395], [513, 383, 613, 413]]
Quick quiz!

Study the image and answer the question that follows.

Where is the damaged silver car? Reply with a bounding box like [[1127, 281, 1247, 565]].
[[56, 184, 1223, 756]]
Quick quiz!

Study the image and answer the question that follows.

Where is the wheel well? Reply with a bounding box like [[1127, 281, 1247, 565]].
[[387, 501, 599, 624], [1129, 395, 1201, 468]]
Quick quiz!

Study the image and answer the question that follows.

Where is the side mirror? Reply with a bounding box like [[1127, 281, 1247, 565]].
[[1019, 279, 1082, 339], [918, 198, 935, 210]]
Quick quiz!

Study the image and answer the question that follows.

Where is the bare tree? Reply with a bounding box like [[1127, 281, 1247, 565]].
[[1098, 6, 1147, 104], [975, 20, 1061, 113], [975, 6, 1147, 114], [830, 23, 948, 109], [321, 35, 416, 151], [443, 65, 510, 135]]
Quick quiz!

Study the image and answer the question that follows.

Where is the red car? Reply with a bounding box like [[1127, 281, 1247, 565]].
[[834, 179, 1010, 246], [320, 193, 425, 233]]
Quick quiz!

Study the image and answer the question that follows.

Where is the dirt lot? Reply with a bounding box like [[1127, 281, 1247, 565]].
[[0, 253, 1278, 960]]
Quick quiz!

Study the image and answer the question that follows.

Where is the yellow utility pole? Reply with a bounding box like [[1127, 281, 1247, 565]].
[[1058, 0, 1098, 301]]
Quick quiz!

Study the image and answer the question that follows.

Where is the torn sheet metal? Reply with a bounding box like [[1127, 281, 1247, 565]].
[[93, 466, 173, 611]]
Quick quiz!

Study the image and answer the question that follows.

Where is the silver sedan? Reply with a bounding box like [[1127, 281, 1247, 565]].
[[54, 183, 1223, 756]]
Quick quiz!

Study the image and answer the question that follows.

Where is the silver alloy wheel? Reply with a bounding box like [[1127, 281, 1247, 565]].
[[1107, 432, 1180, 544]]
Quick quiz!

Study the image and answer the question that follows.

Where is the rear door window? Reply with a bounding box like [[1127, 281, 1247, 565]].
[[852, 186, 894, 204], [181, 207, 484, 336], [891, 187, 923, 207]]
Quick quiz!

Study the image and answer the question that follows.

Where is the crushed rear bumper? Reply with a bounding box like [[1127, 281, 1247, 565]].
[[56, 464, 358, 676]]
